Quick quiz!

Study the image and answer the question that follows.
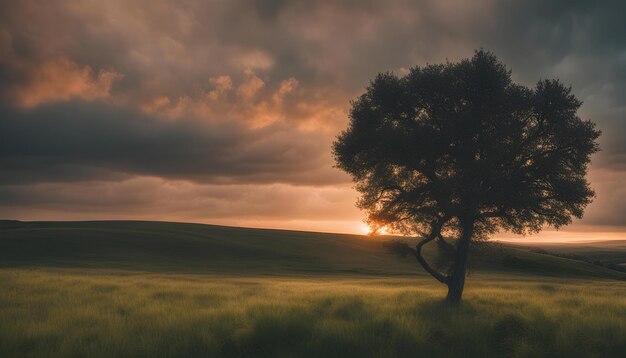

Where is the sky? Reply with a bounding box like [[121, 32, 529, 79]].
[[1, 0, 625, 240]]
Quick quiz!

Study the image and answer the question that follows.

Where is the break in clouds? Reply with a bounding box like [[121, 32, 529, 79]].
[[1, 0, 625, 233]]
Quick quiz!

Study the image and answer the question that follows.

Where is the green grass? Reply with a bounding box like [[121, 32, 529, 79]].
[[1, 220, 626, 357], [1, 269, 625, 357]]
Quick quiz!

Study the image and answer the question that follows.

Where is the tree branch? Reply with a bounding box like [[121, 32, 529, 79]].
[[477, 209, 505, 219], [530, 207, 562, 218], [411, 218, 451, 284]]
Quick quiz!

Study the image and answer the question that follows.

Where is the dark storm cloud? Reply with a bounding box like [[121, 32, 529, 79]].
[[0, 0, 491, 101], [479, 0, 626, 169], [1, 0, 625, 231], [0, 102, 344, 185]]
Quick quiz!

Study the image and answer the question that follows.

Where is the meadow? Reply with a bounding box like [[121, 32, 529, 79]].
[[1, 221, 626, 357]]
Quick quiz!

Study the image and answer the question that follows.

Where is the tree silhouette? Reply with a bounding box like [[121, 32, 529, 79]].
[[333, 50, 600, 303]]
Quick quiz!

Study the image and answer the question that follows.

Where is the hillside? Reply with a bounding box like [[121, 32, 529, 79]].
[[517, 240, 626, 268], [1, 220, 624, 279], [2, 220, 626, 357]]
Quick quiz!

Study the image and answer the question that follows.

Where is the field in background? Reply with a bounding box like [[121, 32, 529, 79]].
[[517, 240, 626, 270], [1, 221, 626, 357]]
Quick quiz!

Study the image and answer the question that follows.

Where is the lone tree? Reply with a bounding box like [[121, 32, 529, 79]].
[[333, 50, 600, 304]]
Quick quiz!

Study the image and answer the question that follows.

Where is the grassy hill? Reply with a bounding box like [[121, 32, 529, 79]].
[[1, 220, 625, 279], [516, 240, 626, 268], [2, 220, 626, 357]]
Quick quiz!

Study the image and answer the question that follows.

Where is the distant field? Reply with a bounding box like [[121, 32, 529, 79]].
[[517, 240, 626, 268], [2, 220, 624, 279], [1, 221, 626, 357]]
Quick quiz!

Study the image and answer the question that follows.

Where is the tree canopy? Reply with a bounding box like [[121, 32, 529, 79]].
[[333, 50, 600, 303]]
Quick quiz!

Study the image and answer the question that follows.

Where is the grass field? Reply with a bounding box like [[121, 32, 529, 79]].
[[1, 220, 626, 357], [518, 240, 626, 268]]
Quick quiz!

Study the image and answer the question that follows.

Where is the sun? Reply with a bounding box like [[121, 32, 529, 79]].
[[359, 224, 371, 235], [358, 223, 389, 236]]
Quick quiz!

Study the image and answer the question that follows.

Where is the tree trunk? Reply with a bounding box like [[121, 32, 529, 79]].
[[446, 219, 474, 304]]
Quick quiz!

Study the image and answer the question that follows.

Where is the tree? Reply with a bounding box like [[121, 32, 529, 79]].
[[333, 50, 600, 304]]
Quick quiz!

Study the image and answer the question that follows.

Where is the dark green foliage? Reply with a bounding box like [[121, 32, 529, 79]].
[[333, 50, 600, 301]]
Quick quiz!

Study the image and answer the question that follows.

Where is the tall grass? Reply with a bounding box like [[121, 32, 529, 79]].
[[1, 268, 625, 357]]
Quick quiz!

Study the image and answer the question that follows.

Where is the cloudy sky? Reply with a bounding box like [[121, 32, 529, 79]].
[[1, 0, 625, 240]]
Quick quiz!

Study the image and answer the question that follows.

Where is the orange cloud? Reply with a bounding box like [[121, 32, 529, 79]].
[[237, 72, 265, 100], [137, 71, 345, 131], [11, 57, 122, 108], [273, 77, 299, 103], [207, 75, 233, 100]]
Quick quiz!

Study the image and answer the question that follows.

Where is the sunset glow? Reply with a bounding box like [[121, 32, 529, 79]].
[[1, 1, 625, 241], [3, 3, 626, 357], [359, 224, 371, 235]]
